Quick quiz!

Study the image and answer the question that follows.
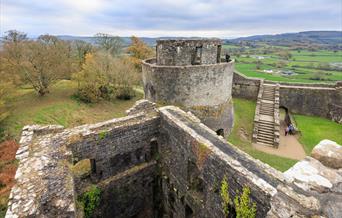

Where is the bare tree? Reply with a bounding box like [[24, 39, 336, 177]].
[[94, 33, 123, 56], [72, 51, 138, 102], [2, 33, 76, 96], [73, 40, 93, 67], [2, 30, 28, 43]]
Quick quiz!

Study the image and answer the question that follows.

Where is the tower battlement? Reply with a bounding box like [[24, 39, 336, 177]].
[[142, 39, 234, 136]]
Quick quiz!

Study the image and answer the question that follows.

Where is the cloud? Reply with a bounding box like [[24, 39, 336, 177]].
[[1, 0, 341, 37]]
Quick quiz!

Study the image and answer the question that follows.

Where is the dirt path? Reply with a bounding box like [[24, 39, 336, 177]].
[[253, 121, 306, 160]]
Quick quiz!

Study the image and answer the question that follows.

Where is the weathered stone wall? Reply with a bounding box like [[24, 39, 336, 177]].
[[70, 114, 159, 180], [94, 162, 158, 218], [158, 106, 342, 218], [279, 84, 342, 121], [7, 100, 342, 218], [232, 72, 261, 100], [142, 59, 234, 135], [6, 100, 161, 218], [156, 39, 222, 66], [68, 100, 160, 217], [232, 72, 342, 122], [143, 59, 234, 107], [6, 125, 76, 217], [158, 106, 282, 218]]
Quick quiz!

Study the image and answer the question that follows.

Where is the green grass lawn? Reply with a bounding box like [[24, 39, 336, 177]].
[[2, 80, 143, 141], [293, 114, 342, 154], [228, 98, 298, 172]]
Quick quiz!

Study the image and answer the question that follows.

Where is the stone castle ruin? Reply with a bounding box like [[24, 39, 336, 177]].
[[142, 39, 234, 136], [6, 39, 342, 218]]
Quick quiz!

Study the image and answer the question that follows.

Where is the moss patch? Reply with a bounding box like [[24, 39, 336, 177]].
[[78, 185, 101, 218]]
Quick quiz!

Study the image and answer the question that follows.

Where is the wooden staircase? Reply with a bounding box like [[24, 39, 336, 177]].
[[253, 83, 280, 147]]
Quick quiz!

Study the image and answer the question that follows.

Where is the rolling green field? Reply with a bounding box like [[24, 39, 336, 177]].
[[229, 46, 342, 83]]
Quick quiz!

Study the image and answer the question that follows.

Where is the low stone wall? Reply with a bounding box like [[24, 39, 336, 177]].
[[232, 72, 342, 122], [279, 84, 342, 121], [232, 72, 261, 100], [6, 125, 75, 217], [329, 103, 342, 123]]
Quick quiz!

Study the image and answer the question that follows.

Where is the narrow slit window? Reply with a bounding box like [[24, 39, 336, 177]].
[[90, 159, 96, 174], [217, 45, 222, 63], [192, 46, 202, 65]]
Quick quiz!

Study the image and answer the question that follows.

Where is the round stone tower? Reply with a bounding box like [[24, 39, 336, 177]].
[[142, 39, 234, 136]]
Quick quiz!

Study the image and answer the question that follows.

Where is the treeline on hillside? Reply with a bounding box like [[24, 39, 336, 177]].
[[0, 30, 154, 123]]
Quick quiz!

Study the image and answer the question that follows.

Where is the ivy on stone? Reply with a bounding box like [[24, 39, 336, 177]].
[[220, 176, 231, 217], [79, 185, 101, 218]]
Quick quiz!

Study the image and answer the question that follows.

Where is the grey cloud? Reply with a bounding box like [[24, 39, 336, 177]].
[[2, 0, 341, 37]]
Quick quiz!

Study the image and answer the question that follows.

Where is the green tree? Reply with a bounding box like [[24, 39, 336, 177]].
[[278, 50, 292, 60], [255, 60, 262, 70]]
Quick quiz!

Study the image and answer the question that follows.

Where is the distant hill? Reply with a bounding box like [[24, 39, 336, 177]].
[[2, 31, 340, 49], [56, 35, 203, 46], [226, 31, 342, 47]]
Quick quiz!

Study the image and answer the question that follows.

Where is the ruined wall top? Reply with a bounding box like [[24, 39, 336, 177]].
[[6, 100, 342, 218], [156, 38, 223, 66]]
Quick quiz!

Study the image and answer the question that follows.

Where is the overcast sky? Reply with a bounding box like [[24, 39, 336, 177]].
[[1, 0, 341, 38]]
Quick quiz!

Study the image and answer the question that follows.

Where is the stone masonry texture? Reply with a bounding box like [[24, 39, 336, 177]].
[[6, 100, 342, 218], [142, 39, 234, 136], [232, 71, 342, 123]]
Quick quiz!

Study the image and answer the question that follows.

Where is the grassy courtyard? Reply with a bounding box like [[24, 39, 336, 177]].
[[228, 97, 342, 172], [293, 114, 342, 154]]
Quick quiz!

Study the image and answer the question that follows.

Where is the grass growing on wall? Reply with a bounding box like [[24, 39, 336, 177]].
[[293, 114, 342, 154], [228, 98, 297, 172]]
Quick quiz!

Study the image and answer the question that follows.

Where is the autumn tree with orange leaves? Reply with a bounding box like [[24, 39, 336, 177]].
[[127, 36, 154, 70]]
